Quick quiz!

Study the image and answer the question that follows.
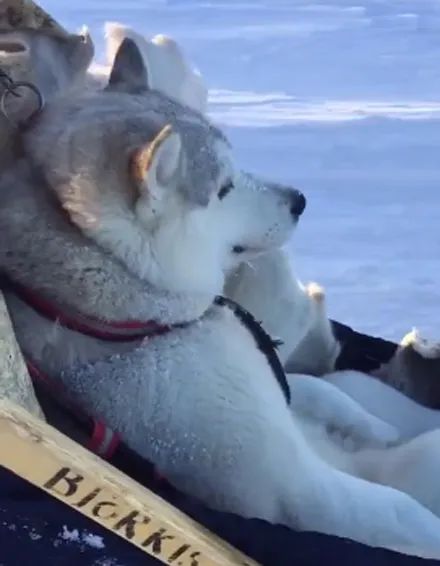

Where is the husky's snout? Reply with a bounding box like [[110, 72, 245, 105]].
[[276, 186, 307, 219], [289, 189, 306, 219]]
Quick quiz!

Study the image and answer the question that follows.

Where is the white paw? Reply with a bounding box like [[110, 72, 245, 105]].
[[306, 282, 325, 304], [334, 415, 400, 449], [328, 417, 400, 451], [394, 496, 440, 555], [401, 328, 440, 360], [363, 418, 400, 447]]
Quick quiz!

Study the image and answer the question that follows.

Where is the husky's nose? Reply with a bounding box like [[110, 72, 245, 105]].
[[290, 190, 306, 218]]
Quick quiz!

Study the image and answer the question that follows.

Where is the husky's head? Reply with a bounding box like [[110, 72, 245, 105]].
[[25, 39, 305, 299], [103, 22, 207, 114], [0, 27, 94, 118]]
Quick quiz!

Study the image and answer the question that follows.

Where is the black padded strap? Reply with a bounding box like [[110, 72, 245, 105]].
[[332, 320, 397, 374], [215, 296, 291, 404]]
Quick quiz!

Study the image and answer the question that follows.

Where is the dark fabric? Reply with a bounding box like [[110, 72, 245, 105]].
[[1, 465, 439, 566], [332, 320, 398, 373], [215, 296, 291, 403]]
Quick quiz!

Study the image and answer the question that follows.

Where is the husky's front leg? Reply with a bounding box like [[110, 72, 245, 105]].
[[285, 282, 340, 375], [224, 249, 311, 364], [352, 429, 440, 518], [282, 438, 440, 557], [224, 249, 339, 370], [288, 373, 400, 447], [325, 370, 440, 438]]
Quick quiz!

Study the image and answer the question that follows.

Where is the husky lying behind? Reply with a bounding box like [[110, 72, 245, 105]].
[[3, 38, 440, 556], [0, 0, 93, 170], [87, 21, 207, 114], [226, 251, 440, 433]]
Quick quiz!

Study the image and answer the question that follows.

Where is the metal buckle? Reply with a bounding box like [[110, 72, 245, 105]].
[[0, 69, 45, 127]]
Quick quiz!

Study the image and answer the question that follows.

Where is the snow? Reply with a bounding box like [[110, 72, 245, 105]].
[[40, 0, 440, 340], [83, 532, 106, 549], [60, 525, 80, 543], [1, 520, 42, 541], [60, 525, 106, 549]]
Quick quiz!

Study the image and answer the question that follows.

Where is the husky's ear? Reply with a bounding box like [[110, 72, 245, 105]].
[[65, 27, 95, 76], [131, 124, 181, 198], [107, 37, 149, 92]]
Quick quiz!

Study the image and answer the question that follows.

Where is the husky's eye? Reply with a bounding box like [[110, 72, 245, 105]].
[[218, 181, 234, 200]]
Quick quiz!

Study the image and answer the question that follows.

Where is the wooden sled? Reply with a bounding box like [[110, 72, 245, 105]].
[[0, 401, 258, 566]]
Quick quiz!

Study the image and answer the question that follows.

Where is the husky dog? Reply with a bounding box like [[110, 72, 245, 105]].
[[225, 251, 340, 372], [93, 24, 440, 414], [2, 12, 440, 533], [88, 20, 440, 524], [88, 22, 207, 114], [3, 17, 393, 451], [372, 329, 440, 409], [0, 0, 93, 169], [5, 8, 437, 423], [224, 249, 440, 434], [2, 39, 440, 557], [0, 26, 93, 103]]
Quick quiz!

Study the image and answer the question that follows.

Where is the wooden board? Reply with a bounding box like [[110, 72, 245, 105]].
[[0, 291, 44, 418], [0, 400, 260, 566]]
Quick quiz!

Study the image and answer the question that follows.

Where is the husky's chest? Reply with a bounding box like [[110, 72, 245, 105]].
[[57, 301, 292, 472], [7, 285, 293, 500]]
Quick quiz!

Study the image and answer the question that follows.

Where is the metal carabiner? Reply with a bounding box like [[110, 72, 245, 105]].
[[0, 80, 45, 127]]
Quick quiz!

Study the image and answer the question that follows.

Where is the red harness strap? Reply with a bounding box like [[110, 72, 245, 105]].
[[9, 279, 171, 342], [26, 360, 121, 460], [4, 278, 172, 462]]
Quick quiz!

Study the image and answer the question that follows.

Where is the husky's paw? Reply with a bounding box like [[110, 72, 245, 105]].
[[361, 417, 401, 448], [335, 416, 400, 450], [306, 282, 325, 304], [391, 429, 440, 518], [401, 329, 440, 361], [393, 496, 440, 557], [152, 34, 179, 50]]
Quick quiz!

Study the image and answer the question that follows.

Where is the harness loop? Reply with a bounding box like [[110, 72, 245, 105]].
[[0, 67, 45, 129]]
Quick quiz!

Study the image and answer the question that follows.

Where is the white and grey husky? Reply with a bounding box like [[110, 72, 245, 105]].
[[2, 37, 440, 558]]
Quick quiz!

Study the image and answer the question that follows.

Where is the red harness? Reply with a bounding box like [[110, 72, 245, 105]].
[[11, 280, 171, 342], [5, 279, 172, 460]]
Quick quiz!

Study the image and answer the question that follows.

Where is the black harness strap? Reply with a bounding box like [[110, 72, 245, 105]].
[[215, 296, 291, 404], [33, 376, 166, 488]]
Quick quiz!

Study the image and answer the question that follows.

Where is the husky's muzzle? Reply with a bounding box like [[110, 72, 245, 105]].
[[289, 190, 306, 219]]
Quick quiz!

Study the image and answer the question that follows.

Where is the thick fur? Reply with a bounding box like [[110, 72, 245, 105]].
[[87, 22, 207, 114], [325, 370, 440, 439], [6, 20, 440, 418], [372, 329, 440, 408], [229, 254, 440, 514], [0, 26, 94, 169], [2, 39, 440, 557], [224, 250, 340, 371]]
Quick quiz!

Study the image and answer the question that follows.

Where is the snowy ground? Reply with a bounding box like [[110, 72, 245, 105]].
[[42, 0, 440, 340]]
